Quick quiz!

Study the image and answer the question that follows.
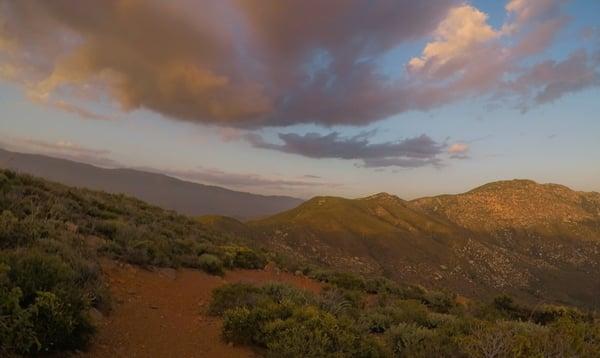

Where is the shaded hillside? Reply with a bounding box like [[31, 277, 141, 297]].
[[244, 185, 600, 308], [249, 193, 463, 275], [0, 169, 268, 355], [0, 148, 302, 219]]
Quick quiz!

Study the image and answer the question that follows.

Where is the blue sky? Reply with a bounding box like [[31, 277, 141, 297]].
[[1, 0, 599, 198]]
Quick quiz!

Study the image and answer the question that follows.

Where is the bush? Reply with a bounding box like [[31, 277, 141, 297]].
[[209, 283, 263, 315], [0, 249, 98, 355], [198, 254, 224, 275], [219, 245, 267, 270], [213, 282, 387, 357], [309, 270, 365, 291]]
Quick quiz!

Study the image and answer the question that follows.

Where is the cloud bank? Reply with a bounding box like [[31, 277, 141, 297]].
[[2, 0, 596, 130], [246, 131, 446, 168]]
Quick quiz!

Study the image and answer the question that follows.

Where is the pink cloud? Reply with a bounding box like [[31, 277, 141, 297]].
[[0, 0, 596, 130]]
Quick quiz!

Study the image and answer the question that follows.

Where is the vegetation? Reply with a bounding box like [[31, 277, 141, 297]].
[[211, 277, 600, 357], [2, 169, 600, 357], [0, 170, 265, 355]]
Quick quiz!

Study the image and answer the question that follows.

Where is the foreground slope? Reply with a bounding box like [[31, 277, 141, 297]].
[[0, 148, 302, 219], [247, 183, 600, 307]]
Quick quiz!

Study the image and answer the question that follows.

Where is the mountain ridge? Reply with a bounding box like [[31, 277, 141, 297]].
[[228, 179, 600, 308], [0, 147, 303, 219]]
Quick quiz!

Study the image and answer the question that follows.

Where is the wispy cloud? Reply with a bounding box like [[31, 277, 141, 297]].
[[137, 166, 340, 192], [0, 137, 118, 167]]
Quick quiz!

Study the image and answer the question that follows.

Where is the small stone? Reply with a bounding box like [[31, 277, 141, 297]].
[[88, 307, 104, 324]]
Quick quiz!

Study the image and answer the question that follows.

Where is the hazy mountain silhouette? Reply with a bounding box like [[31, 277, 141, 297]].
[[0, 148, 302, 219]]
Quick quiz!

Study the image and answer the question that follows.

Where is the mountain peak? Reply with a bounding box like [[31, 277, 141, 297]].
[[362, 192, 404, 203], [469, 179, 539, 192], [412, 179, 600, 235]]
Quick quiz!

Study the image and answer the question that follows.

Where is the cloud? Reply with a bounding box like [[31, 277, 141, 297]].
[[33, 98, 115, 121], [448, 142, 469, 154], [246, 131, 445, 168], [0, 137, 118, 167], [139, 166, 337, 190], [408, 5, 499, 77], [0, 0, 596, 130], [509, 50, 600, 108], [0, 0, 455, 127], [447, 142, 470, 159]]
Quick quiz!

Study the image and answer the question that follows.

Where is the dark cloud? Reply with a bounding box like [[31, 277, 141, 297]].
[[0, 0, 596, 130], [0, 0, 456, 127], [246, 131, 445, 168]]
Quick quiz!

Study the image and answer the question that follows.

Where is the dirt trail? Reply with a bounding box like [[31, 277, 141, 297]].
[[77, 260, 321, 358]]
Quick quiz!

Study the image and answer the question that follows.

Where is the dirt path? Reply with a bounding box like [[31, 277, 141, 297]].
[[77, 260, 321, 358]]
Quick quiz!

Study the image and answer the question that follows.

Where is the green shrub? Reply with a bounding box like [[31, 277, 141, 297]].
[[309, 270, 365, 291], [386, 323, 434, 357], [209, 283, 263, 315], [198, 254, 224, 275], [360, 311, 394, 333], [0, 249, 98, 355], [263, 306, 361, 357], [0, 287, 40, 355], [423, 290, 456, 313], [219, 245, 267, 270]]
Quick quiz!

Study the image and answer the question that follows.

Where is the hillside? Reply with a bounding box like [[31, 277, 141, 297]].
[[411, 179, 600, 239], [0, 148, 302, 219], [249, 193, 462, 275], [3, 170, 600, 357], [245, 182, 600, 308]]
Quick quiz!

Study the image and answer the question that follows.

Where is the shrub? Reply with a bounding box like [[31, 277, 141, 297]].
[[219, 245, 267, 270], [198, 254, 224, 275], [423, 290, 456, 313], [309, 270, 365, 291], [0, 249, 98, 355], [360, 311, 394, 333], [386, 323, 435, 357], [209, 283, 263, 315], [213, 282, 385, 358]]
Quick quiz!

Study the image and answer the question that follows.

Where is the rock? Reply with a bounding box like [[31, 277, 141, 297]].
[[157, 267, 177, 280], [294, 270, 303, 276], [65, 222, 78, 233], [88, 307, 104, 324]]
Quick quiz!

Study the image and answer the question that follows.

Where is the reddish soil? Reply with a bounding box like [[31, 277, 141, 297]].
[[77, 260, 321, 358]]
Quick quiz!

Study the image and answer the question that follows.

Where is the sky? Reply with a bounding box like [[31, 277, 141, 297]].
[[1, 0, 599, 199]]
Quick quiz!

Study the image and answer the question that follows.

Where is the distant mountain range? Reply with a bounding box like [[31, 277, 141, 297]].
[[204, 181, 600, 308], [0, 148, 302, 219]]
